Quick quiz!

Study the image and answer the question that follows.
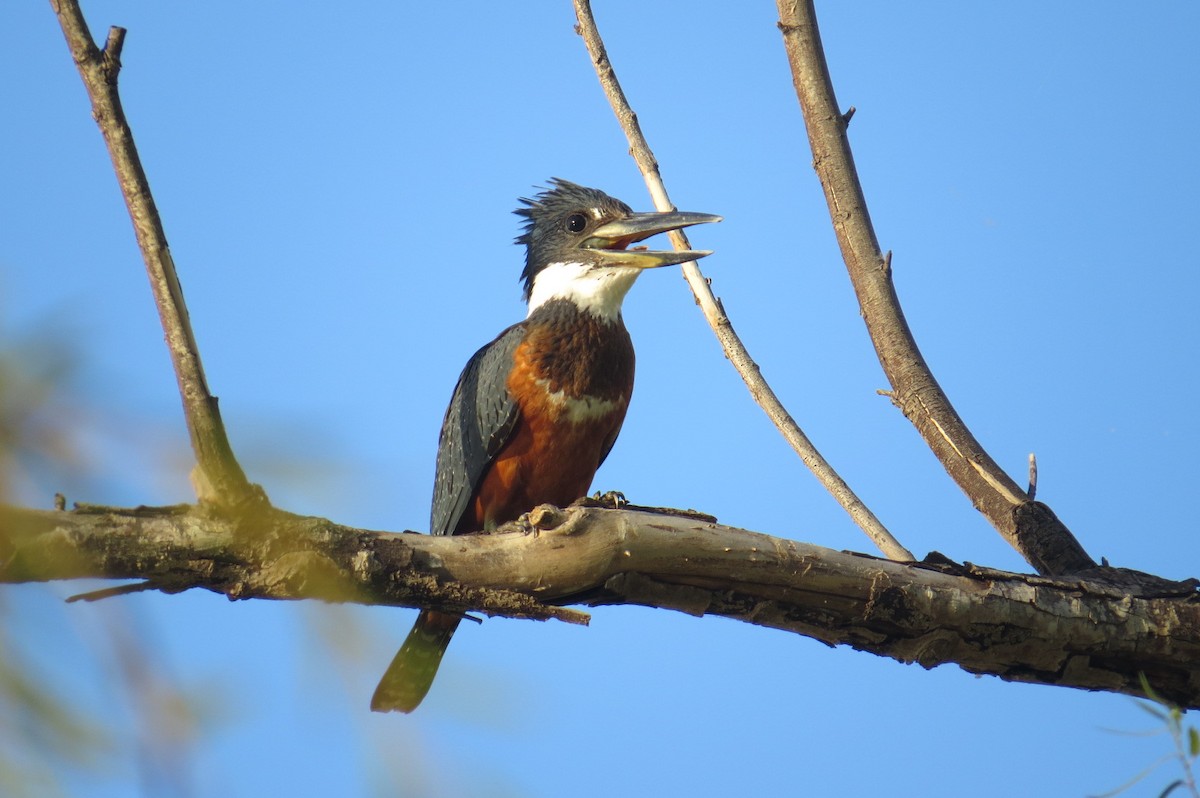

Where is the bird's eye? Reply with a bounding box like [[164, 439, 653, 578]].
[[566, 213, 588, 233]]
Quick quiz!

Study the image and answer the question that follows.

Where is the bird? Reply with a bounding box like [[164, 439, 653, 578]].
[[370, 178, 720, 713]]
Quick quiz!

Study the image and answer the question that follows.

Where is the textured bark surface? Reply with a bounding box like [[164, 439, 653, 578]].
[[4, 502, 1197, 707]]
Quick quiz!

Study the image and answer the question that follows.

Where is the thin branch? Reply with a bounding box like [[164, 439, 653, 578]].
[[50, 0, 262, 509], [2, 502, 1197, 706], [774, 0, 1094, 575], [571, 0, 913, 564]]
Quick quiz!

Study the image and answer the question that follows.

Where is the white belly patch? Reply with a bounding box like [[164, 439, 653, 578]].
[[536, 378, 623, 423]]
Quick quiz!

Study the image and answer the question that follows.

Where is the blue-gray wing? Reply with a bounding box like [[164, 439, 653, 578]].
[[429, 324, 525, 537]]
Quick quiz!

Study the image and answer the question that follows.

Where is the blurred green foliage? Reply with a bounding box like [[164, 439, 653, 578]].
[[1092, 675, 1199, 798]]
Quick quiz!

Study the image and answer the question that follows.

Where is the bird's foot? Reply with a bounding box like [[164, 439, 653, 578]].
[[586, 490, 628, 509], [495, 512, 540, 537]]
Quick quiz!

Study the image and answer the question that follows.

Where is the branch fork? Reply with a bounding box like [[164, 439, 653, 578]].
[[52, 2, 262, 511]]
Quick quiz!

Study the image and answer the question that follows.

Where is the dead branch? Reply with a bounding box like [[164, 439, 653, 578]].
[[775, 0, 1093, 576], [572, 0, 913, 564], [3, 502, 1197, 707], [50, 0, 262, 510], [0, 501, 586, 625]]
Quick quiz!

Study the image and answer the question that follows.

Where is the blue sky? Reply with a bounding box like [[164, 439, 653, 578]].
[[4, 2, 1199, 796]]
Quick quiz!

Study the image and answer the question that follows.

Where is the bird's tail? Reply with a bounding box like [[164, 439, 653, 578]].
[[370, 609, 461, 713]]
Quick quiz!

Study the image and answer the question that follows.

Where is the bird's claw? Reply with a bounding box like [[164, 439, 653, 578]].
[[590, 490, 628, 509], [495, 512, 539, 537]]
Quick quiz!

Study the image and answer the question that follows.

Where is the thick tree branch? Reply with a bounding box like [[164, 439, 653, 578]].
[[775, 0, 1093, 576], [572, 0, 913, 564], [0, 502, 587, 625], [3, 502, 1197, 707], [50, 0, 262, 509]]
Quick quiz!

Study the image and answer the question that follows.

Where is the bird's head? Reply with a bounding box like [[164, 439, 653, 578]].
[[515, 179, 721, 319]]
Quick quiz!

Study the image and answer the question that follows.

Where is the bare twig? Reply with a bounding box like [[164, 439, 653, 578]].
[[66, 581, 159, 603], [775, 0, 1094, 575], [50, 0, 262, 509], [571, 0, 912, 563]]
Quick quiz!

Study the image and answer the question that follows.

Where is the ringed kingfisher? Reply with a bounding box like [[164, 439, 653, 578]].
[[370, 179, 720, 713]]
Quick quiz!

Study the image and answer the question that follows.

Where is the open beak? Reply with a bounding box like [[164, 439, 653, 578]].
[[583, 210, 722, 269]]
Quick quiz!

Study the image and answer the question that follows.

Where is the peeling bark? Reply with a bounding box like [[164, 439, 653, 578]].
[[3, 502, 1197, 707]]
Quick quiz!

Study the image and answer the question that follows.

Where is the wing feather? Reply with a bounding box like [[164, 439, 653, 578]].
[[429, 324, 525, 536]]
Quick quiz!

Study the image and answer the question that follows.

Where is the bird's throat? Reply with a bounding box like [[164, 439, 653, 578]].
[[525, 262, 640, 321]]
